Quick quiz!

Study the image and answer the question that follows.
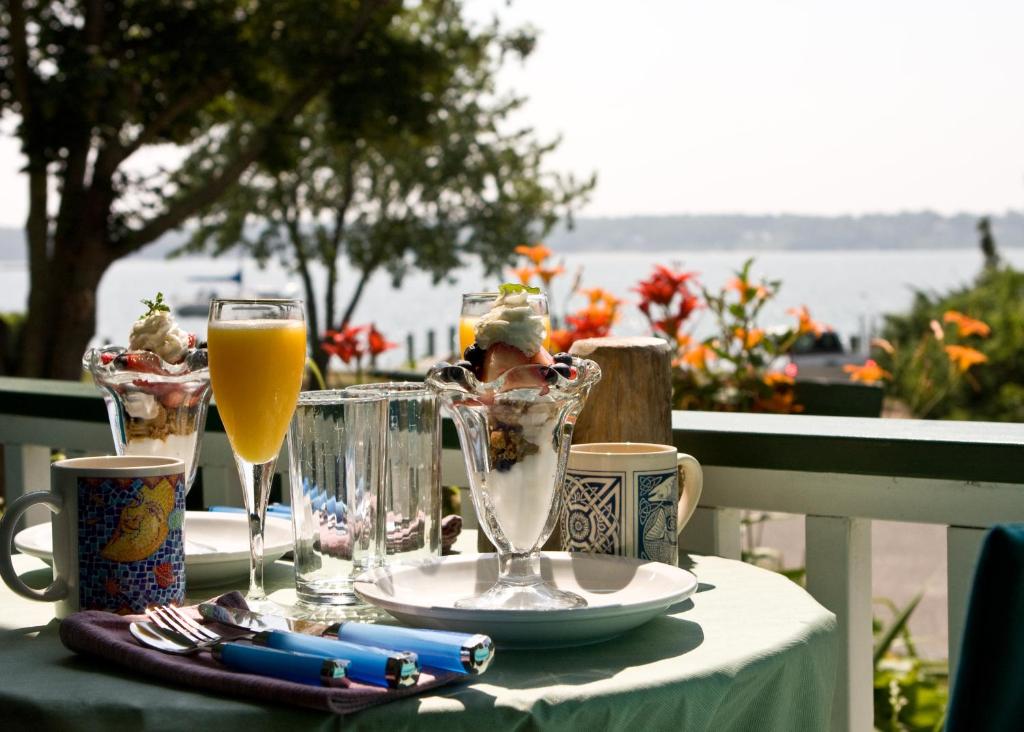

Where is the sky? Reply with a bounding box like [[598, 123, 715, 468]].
[[0, 0, 1022, 227]]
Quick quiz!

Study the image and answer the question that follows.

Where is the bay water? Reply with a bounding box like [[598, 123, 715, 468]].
[[1, 247, 1020, 368]]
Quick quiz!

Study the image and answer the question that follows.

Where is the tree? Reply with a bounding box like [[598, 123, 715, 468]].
[[178, 2, 595, 373], [0, 0, 442, 378]]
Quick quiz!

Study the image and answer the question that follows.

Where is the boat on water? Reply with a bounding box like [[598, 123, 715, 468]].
[[171, 271, 298, 318]]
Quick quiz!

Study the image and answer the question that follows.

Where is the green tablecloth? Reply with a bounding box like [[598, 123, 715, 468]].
[[1, 550, 837, 730]]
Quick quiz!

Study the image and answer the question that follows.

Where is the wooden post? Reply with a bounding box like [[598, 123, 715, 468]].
[[405, 333, 415, 367], [426, 329, 436, 357], [569, 336, 673, 445]]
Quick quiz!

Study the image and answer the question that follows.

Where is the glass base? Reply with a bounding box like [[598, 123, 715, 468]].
[[455, 580, 587, 611]]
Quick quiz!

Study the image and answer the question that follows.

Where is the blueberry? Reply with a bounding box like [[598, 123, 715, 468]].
[[543, 366, 560, 384], [496, 458, 514, 472], [553, 352, 573, 365], [454, 360, 474, 370], [552, 363, 572, 379], [463, 344, 486, 367], [441, 365, 468, 383]]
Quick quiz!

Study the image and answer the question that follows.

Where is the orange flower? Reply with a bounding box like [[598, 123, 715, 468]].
[[514, 243, 552, 266], [536, 263, 565, 284], [580, 287, 621, 307], [681, 343, 713, 370], [764, 372, 795, 387], [943, 310, 991, 338], [733, 327, 765, 349], [511, 266, 537, 286], [727, 277, 768, 304], [944, 345, 988, 372], [787, 305, 827, 337], [843, 359, 892, 383]]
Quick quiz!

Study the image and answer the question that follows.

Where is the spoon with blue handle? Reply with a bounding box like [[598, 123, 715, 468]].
[[129, 621, 349, 687]]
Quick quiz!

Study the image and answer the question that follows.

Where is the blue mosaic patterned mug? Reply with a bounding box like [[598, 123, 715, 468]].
[[0, 456, 186, 618], [560, 443, 703, 566]]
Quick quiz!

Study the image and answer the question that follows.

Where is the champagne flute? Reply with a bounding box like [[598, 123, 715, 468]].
[[208, 299, 306, 604]]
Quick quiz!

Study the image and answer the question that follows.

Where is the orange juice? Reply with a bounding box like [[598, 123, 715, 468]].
[[208, 319, 307, 464], [458, 315, 553, 354]]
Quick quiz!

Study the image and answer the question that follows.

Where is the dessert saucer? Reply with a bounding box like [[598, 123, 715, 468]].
[[353, 551, 698, 647], [13, 511, 293, 588]]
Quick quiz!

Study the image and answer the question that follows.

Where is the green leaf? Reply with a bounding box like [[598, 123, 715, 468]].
[[874, 590, 923, 667], [498, 282, 542, 297], [139, 292, 171, 320]]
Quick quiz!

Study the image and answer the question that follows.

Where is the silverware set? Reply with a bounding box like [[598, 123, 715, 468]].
[[131, 603, 493, 688]]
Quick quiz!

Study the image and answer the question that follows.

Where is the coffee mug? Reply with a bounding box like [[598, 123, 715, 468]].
[[560, 443, 703, 566], [0, 455, 186, 617]]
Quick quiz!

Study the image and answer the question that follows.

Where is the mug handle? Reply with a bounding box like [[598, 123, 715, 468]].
[[676, 454, 703, 535], [0, 492, 69, 602]]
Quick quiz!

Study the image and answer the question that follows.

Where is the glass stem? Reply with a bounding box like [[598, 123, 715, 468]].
[[235, 455, 277, 601], [497, 549, 543, 587]]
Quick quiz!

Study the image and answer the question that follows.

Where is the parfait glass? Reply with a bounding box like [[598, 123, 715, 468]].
[[427, 357, 601, 610], [208, 299, 306, 606], [83, 347, 211, 494]]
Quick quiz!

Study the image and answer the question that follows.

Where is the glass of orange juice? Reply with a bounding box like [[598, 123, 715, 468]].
[[208, 298, 306, 604], [459, 292, 551, 355]]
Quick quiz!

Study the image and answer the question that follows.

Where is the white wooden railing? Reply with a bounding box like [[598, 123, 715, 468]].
[[2, 378, 1023, 732]]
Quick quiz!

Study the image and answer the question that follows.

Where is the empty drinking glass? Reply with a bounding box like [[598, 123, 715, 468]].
[[287, 389, 386, 608], [349, 382, 441, 567]]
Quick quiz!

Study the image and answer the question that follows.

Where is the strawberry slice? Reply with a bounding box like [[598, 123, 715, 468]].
[[116, 351, 165, 374], [481, 343, 533, 382], [187, 333, 197, 348], [531, 347, 555, 366]]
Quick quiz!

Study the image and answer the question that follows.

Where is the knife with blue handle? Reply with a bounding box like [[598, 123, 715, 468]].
[[212, 642, 350, 687], [251, 630, 419, 688], [199, 603, 494, 675]]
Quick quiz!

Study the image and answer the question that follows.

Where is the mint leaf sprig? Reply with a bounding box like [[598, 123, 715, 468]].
[[139, 292, 171, 320], [498, 282, 541, 297]]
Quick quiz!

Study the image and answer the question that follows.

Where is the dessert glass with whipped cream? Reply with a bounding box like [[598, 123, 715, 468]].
[[83, 294, 212, 494], [428, 285, 601, 611]]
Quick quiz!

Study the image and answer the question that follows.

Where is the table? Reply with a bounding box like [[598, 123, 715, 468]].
[[0, 547, 837, 731]]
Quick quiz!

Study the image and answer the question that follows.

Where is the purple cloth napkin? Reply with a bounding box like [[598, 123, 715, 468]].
[[58, 591, 461, 715]]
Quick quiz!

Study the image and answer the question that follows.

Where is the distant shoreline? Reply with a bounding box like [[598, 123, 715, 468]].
[[0, 210, 1021, 260]]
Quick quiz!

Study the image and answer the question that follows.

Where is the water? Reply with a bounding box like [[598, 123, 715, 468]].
[[0, 248, 1019, 369]]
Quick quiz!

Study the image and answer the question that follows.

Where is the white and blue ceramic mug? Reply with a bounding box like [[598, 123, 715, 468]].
[[560, 443, 703, 566], [0, 455, 186, 618]]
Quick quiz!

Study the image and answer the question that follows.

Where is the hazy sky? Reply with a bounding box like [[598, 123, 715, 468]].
[[0, 0, 1022, 227]]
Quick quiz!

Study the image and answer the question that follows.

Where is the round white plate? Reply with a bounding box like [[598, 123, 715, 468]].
[[353, 551, 698, 647], [13, 511, 293, 588]]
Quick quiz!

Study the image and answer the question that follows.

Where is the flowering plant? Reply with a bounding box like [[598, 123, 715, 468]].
[[849, 308, 991, 418], [667, 259, 827, 413], [321, 322, 397, 379]]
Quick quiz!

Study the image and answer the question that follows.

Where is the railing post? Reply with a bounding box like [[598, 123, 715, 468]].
[[806, 515, 873, 732], [681, 506, 742, 559], [947, 525, 986, 681]]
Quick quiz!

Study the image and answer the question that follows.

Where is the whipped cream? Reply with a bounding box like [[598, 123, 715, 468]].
[[129, 310, 190, 363], [474, 291, 544, 356]]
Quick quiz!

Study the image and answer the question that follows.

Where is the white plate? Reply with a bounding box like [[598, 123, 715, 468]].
[[353, 552, 698, 647], [13, 511, 293, 589]]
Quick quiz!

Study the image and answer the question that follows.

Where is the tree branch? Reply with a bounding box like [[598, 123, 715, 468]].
[[115, 0, 393, 256], [94, 74, 232, 180]]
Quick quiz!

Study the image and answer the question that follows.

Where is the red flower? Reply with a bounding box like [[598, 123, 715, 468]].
[[322, 324, 367, 364], [634, 265, 699, 339], [366, 324, 397, 357]]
